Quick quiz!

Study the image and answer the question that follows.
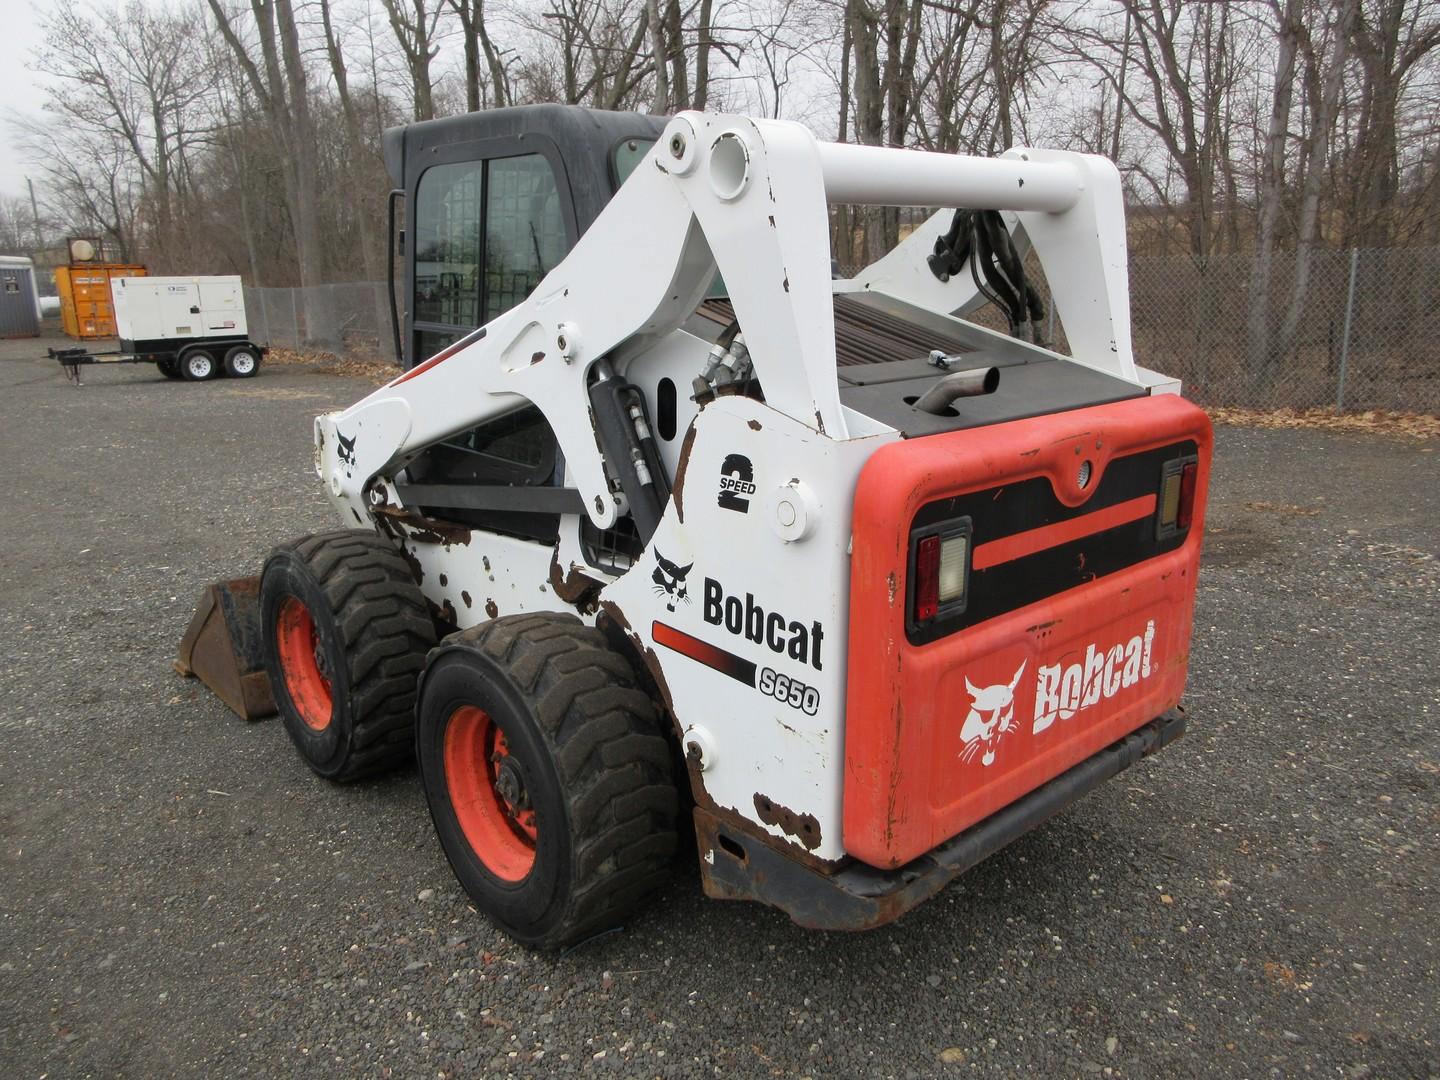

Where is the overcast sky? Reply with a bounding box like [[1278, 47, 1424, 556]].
[[1, 0, 56, 201]]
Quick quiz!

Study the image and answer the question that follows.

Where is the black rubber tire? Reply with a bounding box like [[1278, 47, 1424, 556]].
[[224, 344, 261, 378], [157, 357, 182, 379], [179, 348, 218, 381], [417, 613, 678, 949], [260, 529, 436, 782]]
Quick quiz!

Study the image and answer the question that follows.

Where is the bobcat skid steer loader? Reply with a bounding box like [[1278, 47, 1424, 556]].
[[180, 107, 1210, 949]]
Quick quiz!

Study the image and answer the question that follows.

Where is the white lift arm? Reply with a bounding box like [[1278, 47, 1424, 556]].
[[317, 113, 1137, 530]]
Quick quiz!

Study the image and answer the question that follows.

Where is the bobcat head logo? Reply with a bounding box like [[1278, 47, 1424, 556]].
[[960, 662, 1026, 767], [336, 431, 358, 477], [651, 551, 693, 613]]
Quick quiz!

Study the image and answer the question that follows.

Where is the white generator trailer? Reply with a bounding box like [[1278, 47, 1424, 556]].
[[50, 274, 265, 382]]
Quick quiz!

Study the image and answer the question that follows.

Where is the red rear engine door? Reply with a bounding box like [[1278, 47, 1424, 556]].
[[843, 394, 1212, 869]]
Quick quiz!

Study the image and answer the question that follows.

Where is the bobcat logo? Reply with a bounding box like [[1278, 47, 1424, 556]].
[[336, 431, 358, 477], [651, 551, 693, 613], [960, 662, 1026, 767]]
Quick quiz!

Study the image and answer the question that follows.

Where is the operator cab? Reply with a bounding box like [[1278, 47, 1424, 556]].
[[383, 104, 665, 369], [383, 106, 665, 559]]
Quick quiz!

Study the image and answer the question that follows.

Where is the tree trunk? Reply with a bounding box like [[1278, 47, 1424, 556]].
[[1245, 0, 1302, 370], [646, 0, 670, 113], [1273, 0, 1359, 371], [693, 0, 713, 110]]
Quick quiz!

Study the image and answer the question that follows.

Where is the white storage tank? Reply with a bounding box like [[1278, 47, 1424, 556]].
[[0, 255, 41, 338]]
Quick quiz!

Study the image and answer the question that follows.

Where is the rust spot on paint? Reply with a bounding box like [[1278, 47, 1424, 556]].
[[461, 590, 472, 608], [484, 598, 499, 618], [531, 351, 546, 365], [670, 423, 699, 523], [438, 573, 448, 587], [753, 793, 821, 850], [548, 551, 601, 613], [747, 419, 762, 431], [441, 598, 458, 625]]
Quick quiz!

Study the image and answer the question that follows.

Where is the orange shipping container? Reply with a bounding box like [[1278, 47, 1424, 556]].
[[55, 264, 148, 339]]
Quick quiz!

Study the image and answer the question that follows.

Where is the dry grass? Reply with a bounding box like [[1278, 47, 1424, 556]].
[[265, 346, 398, 385]]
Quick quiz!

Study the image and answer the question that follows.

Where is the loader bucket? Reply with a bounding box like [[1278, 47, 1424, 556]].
[[175, 577, 276, 721]]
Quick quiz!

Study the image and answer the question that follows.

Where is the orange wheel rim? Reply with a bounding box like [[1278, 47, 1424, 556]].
[[275, 596, 333, 731], [444, 705, 537, 881]]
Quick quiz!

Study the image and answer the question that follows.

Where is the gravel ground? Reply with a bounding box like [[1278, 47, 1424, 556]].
[[1, 332, 1436, 1079]]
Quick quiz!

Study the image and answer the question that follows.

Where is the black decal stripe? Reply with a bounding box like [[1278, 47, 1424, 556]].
[[908, 441, 1197, 645], [652, 621, 757, 687]]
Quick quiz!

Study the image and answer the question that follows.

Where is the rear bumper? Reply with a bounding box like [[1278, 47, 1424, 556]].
[[696, 707, 1185, 931]]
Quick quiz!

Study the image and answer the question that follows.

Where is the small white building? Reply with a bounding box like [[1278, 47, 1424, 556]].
[[0, 255, 42, 338]]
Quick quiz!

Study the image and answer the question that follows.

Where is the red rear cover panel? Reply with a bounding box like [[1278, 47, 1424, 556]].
[[843, 394, 1213, 869]]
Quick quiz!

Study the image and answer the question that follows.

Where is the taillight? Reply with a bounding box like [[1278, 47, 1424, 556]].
[[914, 535, 940, 622], [1157, 456, 1199, 538], [1176, 461, 1198, 530], [910, 521, 971, 629]]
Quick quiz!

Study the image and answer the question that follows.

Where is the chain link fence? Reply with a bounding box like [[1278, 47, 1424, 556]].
[[247, 246, 1440, 414], [1130, 246, 1440, 413], [244, 282, 394, 362]]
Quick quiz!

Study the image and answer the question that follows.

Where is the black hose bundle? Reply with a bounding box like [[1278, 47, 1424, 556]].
[[927, 208, 1047, 343]]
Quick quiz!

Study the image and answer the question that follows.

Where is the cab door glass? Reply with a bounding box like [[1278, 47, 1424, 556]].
[[414, 161, 482, 328], [484, 155, 566, 320]]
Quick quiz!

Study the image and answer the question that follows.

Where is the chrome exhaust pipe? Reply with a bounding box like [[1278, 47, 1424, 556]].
[[912, 366, 999, 414]]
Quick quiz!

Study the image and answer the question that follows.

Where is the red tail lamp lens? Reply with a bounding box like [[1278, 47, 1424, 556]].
[[914, 534, 941, 623], [1177, 462, 1198, 530]]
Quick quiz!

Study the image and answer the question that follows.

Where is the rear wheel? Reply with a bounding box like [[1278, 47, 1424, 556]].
[[180, 348, 218, 381], [417, 613, 678, 949], [224, 344, 261, 378], [260, 530, 436, 781]]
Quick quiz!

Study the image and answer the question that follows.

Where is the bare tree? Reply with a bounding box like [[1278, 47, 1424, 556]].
[[33, 0, 216, 263], [1338, 0, 1440, 244], [448, 0, 511, 110], [379, 0, 445, 120], [207, 0, 331, 330]]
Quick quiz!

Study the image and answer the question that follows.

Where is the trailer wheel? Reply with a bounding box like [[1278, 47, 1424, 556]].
[[224, 345, 261, 378], [417, 613, 678, 949], [180, 348, 218, 381], [260, 530, 436, 782], [157, 357, 182, 379]]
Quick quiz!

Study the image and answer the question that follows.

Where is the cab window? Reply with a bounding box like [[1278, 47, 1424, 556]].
[[412, 153, 566, 362], [414, 161, 482, 328], [484, 156, 566, 318]]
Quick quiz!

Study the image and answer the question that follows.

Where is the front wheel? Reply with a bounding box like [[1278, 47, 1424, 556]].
[[260, 530, 436, 781], [416, 613, 678, 949]]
